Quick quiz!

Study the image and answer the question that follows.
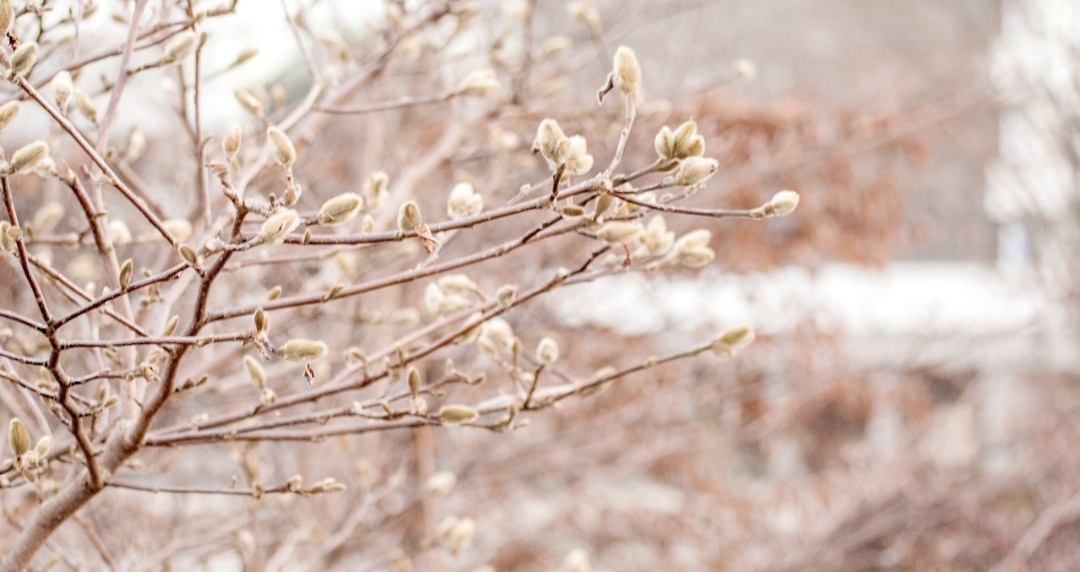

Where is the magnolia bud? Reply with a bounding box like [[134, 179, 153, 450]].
[[243, 355, 267, 386], [51, 71, 74, 110], [536, 337, 559, 365], [223, 125, 243, 159], [8, 418, 30, 456], [317, 193, 364, 226], [75, 90, 98, 123], [437, 404, 479, 426], [8, 141, 51, 174], [396, 200, 422, 233], [453, 68, 500, 98], [258, 209, 299, 244], [0, 101, 18, 132], [161, 31, 198, 65], [266, 126, 296, 168], [447, 183, 483, 219], [710, 325, 755, 357], [674, 156, 718, 187], [277, 339, 328, 362], [0, 0, 14, 36], [595, 221, 642, 245], [612, 46, 641, 99], [9, 41, 39, 78], [762, 190, 800, 217]]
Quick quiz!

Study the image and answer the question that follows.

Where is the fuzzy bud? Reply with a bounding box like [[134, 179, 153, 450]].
[[258, 209, 300, 244], [118, 259, 133, 290], [532, 118, 571, 170], [9, 41, 39, 78], [160, 31, 198, 65], [710, 325, 755, 357], [0, 0, 13, 36], [437, 404, 479, 427], [8, 417, 30, 457], [564, 135, 593, 175], [223, 125, 243, 159], [75, 90, 98, 123], [536, 337, 559, 365], [453, 68, 500, 98], [0, 101, 18, 133], [671, 229, 714, 268], [595, 221, 642, 245], [51, 71, 73, 110], [244, 355, 267, 386], [163, 219, 193, 242], [396, 200, 422, 233], [447, 183, 483, 220], [655, 120, 705, 161], [317, 193, 364, 226], [253, 307, 269, 333], [266, 126, 296, 168], [762, 190, 800, 217], [674, 156, 718, 187], [8, 141, 51, 174], [612, 46, 641, 99], [177, 244, 199, 266], [362, 171, 389, 212], [277, 339, 328, 362], [496, 284, 517, 308], [34, 435, 51, 457]]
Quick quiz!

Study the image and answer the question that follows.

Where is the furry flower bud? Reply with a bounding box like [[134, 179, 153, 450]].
[[762, 190, 800, 217], [51, 71, 74, 110], [9, 41, 39, 78], [0, 100, 18, 133], [277, 338, 328, 362], [437, 404, 479, 426], [674, 156, 718, 187], [266, 126, 296, 168], [223, 125, 243, 159], [447, 182, 484, 219], [612, 46, 641, 99], [397, 200, 422, 233], [317, 193, 364, 226], [258, 209, 300, 244], [8, 141, 51, 174]]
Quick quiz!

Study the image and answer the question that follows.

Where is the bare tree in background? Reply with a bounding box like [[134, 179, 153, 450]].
[[0, 1, 800, 569]]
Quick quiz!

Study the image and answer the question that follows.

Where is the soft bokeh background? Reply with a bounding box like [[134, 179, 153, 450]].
[[4, 0, 1080, 570]]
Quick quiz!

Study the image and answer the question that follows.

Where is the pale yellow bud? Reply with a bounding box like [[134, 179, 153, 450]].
[[447, 182, 483, 219], [595, 221, 642, 245], [564, 135, 593, 175], [396, 200, 421, 233], [8, 141, 51, 174], [75, 90, 98, 123], [34, 435, 51, 457], [160, 31, 198, 65], [0, 0, 14, 36], [674, 156, 718, 187], [266, 126, 296, 168], [8, 418, 29, 456], [253, 307, 269, 333], [641, 215, 674, 256], [258, 209, 299, 244], [0, 101, 18, 132], [118, 258, 133, 290], [235, 88, 264, 118], [453, 68, 500, 98], [540, 36, 573, 59], [9, 41, 39, 78], [532, 118, 571, 170], [317, 193, 364, 226], [362, 171, 389, 212], [437, 404, 479, 426], [51, 71, 73, 109], [223, 125, 243, 159], [612, 46, 641, 99], [243, 355, 267, 387], [536, 337, 559, 365], [496, 284, 517, 307], [439, 275, 478, 296], [710, 325, 755, 357], [277, 338, 328, 362], [762, 190, 800, 217]]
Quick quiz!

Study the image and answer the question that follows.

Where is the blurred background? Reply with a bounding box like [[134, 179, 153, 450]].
[[10, 0, 1080, 570]]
